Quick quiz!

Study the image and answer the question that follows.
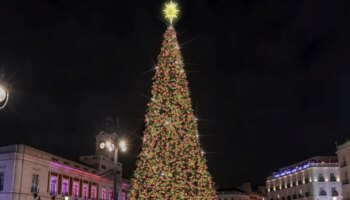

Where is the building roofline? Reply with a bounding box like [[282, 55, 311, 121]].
[[337, 140, 350, 151], [267, 156, 338, 180], [0, 144, 98, 172], [217, 187, 249, 195]]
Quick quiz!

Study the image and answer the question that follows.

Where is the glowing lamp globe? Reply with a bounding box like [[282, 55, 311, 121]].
[[0, 86, 7, 103], [119, 140, 127, 152], [99, 142, 106, 150]]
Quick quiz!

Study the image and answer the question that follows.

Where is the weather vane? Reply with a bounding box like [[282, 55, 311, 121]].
[[163, 1, 180, 25]]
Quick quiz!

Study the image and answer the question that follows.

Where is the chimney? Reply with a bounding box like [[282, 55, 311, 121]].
[[258, 186, 267, 195], [241, 182, 252, 193]]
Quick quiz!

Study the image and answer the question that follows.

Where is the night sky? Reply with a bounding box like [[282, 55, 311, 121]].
[[1, 0, 350, 188]]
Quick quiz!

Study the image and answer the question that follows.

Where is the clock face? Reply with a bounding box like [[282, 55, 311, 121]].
[[100, 142, 106, 149], [109, 143, 115, 151]]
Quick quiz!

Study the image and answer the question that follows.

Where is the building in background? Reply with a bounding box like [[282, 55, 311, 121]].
[[336, 141, 350, 200], [0, 131, 129, 200], [266, 156, 342, 200], [217, 182, 266, 200]]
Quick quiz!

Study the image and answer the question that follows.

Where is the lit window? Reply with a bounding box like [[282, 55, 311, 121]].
[[83, 184, 88, 200], [62, 180, 69, 196], [73, 182, 80, 198], [102, 188, 107, 200], [109, 190, 113, 200], [50, 177, 57, 196], [91, 186, 97, 200], [0, 172, 4, 191]]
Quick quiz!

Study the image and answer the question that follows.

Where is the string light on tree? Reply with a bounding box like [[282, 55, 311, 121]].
[[129, 1, 216, 199]]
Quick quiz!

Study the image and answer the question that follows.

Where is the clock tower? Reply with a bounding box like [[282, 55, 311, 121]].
[[80, 131, 123, 176]]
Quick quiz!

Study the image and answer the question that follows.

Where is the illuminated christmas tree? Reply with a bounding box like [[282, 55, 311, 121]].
[[129, 2, 216, 199]]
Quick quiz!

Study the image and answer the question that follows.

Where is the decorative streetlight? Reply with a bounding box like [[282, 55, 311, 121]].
[[99, 134, 127, 200], [0, 70, 9, 109]]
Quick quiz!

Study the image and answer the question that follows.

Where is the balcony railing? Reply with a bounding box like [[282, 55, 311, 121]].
[[31, 186, 39, 193], [330, 177, 337, 182], [319, 191, 327, 196], [318, 177, 325, 182], [332, 191, 339, 196], [62, 192, 69, 196], [50, 191, 57, 196]]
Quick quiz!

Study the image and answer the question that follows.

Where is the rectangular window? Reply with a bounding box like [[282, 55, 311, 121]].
[[332, 187, 339, 196], [73, 182, 79, 198], [318, 173, 325, 182], [122, 192, 126, 200], [319, 187, 327, 196], [0, 172, 4, 191], [330, 173, 337, 181], [102, 188, 107, 200], [109, 190, 113, 200], [91, 186, 97, 200], [31, 174, 39, 193], [83, 184, 88, 200], [62, 180, 69, 196], [50, 177, 57, 196]]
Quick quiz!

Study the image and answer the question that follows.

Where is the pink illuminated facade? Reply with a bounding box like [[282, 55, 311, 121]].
[[0, 144, 129, 200]]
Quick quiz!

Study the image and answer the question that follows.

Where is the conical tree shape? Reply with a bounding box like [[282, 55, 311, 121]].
[[129, 27, 216, 199]]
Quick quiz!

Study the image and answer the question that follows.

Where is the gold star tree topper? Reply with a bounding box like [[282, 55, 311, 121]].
[[163, 1, 180, 25]]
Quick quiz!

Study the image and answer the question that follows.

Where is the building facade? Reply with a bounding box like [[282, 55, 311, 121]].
[[0, 131, 129, 200], [266, 157, 342, 200], [336, 141, 350, 200], [217, 182, 266, 200], [217, 187, 251, 200]]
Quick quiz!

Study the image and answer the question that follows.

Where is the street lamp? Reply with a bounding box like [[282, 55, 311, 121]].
[[99, 135, 127, 200], [0, 80, 9, 110]]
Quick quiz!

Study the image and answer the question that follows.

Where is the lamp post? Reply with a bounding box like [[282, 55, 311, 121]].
[[0, 70, 9, 109], [99, 134, 127, 200]]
